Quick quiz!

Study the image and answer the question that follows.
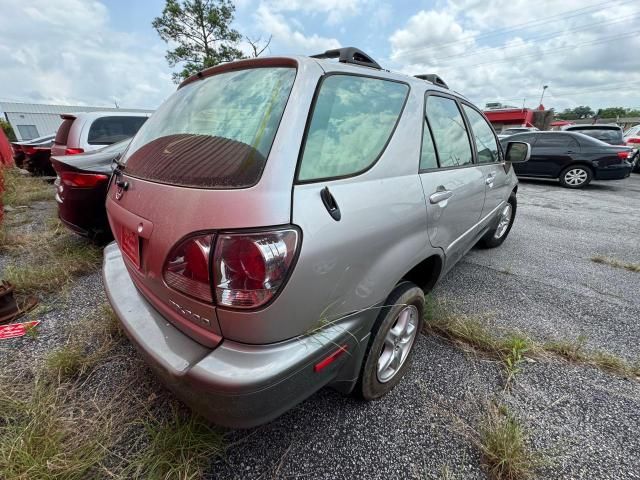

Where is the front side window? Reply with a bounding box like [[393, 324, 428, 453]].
[[463, 105, 500, 164], [426, 96, 473, 168], [123, 67, 296, 188], [298, 75, 409, 181]]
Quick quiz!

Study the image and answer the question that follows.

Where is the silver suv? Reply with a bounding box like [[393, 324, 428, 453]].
[[104, 48, 530, 428]]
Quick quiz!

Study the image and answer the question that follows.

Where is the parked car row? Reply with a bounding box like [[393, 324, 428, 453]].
[[10, 134, 55, 175], [501, 131, 636, 188]]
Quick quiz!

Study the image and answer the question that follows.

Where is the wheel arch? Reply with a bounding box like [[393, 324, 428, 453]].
[[557, 161, 594, 178], [400, 254, 443, 294]]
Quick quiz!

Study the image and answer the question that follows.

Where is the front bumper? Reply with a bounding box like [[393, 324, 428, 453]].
[[102, 243, 369, 428], [594, 163, 633, 180]]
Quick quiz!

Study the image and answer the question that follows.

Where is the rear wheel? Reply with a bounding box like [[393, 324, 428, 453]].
[[356, 282, 424, 400], [559, 165, 592, 188], [478, 193, 517, 248]]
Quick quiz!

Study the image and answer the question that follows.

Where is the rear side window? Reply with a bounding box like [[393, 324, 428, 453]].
[[463, 105, 499, 164], [297, 75, 409, 181], [572, 128, 622, 143], [123, 67, 296, 188], [55, 118, 74, 144], [88, 116, 148, 145], [426, 96, 473, 168], [535, 134, 578, 148]]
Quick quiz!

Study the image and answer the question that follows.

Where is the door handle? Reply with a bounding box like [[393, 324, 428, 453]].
[[429, 189, 453, 204], [320, 186, 341, 221], [485, 174, 496, 185]]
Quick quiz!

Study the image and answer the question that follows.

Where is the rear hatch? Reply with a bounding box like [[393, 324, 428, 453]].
[[106, 62, 300, 347], [51, 115, 76, 156]]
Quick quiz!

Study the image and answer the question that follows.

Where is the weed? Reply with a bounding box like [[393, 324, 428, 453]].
[[125, 403, 223, 480], [424, 296, 638, 382], [544, 335, 587, 362], [591, 255, 640, 273], [1, 167, 52, 207], [479, 404, 538, 480], [0, 378, 109, 480], [44, 303, 123, 381], [4, 227, 102, 294]]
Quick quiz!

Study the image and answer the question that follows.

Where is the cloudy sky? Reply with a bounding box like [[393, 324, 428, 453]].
[[1, 0, 639, 112]]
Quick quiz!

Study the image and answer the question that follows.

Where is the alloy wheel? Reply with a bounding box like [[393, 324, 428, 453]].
[[564, 168, 588, 186], [494, 203, 513, 239], [377, 305, 419, 383]]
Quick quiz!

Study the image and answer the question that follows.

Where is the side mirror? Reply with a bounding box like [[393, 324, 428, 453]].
[[505, 141, 531, 163]]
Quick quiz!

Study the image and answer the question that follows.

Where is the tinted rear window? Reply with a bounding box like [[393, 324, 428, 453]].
[[88, 116, 148, 145], [55, 118, 74, 144], [570, 128, 623, 143], [123, 67, 296, 189]]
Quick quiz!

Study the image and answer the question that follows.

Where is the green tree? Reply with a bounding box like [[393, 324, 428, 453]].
[[0, 119, 16, 142], [555, 105, 594, 120], [153, 0, 244, 83], [597, 107, 630, 119]]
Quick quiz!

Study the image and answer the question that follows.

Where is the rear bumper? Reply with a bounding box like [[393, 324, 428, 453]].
[[102, 243, 369, 428], [594, 163, 632, 180]]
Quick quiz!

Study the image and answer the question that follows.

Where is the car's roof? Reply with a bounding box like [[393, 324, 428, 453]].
[[180, 54, 465, 102], [565, 124, 622, 130], [59, 111, 152, 120]]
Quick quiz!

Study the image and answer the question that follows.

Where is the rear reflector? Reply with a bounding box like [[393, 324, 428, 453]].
[[60, 171, 109, 188], [164, 234, 214, 302], [213, 229, 298, 309], [65, 147, 84, 155], [314, 345, 348, 372]]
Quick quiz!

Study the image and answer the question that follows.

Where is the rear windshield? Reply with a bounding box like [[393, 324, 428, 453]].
[[55, 118, 75, 144], [88, 116, 148, 145], [122, 67, 296, 188], [570, 127, 622, 143]]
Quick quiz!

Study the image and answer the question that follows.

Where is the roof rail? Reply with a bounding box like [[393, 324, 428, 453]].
[[415, 74, 449, 89], [311, 47, 382, 70]]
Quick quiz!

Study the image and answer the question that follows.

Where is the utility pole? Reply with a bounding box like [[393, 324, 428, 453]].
[[539, 85, 548, 107]]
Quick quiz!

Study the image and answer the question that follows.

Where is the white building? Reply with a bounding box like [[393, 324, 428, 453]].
[[0, 102, 153, 141]]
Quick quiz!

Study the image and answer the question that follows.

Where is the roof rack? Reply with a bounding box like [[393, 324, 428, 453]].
[[311, 47, 382, 70], [415, 74, 449, 89]]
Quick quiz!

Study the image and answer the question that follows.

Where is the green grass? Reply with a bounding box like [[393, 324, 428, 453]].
[[424, 295, 639, 381], [1, 167, 53, 207], [125, 404, 224, 480], [0, 379, 109, 480], [424, 296, 536, 385], [44, 303, 123, 381], [479, 405, 538, 480], [3, 222, 102, 294], [591, 255, 640, 273]]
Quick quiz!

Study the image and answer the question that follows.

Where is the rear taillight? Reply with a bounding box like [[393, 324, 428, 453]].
[[59, 171, 109, 188], [23, 146, 37, 156], [164, 234, 214, 302], [11, 144, 22, 154], [162, 228, 299, 309], [627, 138, 640, 144], [65, 147, 84, 155]]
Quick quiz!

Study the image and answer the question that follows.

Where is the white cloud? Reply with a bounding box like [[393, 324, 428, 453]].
[[0, 0, 174, 109], [262, 0, 362, 25], [254, 5, 340, 54], [389, 1, 640, 110]]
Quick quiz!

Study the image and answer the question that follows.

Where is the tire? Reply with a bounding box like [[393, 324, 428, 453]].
[[356, 282, 425, 401], [559, 165, 592, 188], [478, 193, 517, 249]]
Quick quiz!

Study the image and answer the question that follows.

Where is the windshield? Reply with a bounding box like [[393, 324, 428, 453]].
[[122, 67, 296, 188]]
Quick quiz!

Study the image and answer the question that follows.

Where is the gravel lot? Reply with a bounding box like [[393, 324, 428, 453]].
[[2, 174, 639, 479]]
